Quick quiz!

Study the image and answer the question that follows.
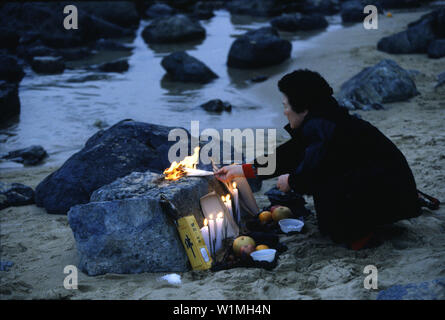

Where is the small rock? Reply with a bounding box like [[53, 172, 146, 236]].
[[31, 56, 65, 75], [161, 51, 218, 83], [97, 59, 129, 73], [2, 145, 48, 165], [0, 182, 35, 210], [199, 99, 232, 113], [142, 14, 206, 44], [227, 27, 292, 69]]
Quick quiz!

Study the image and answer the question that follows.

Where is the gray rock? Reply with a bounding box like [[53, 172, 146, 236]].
[[145, 3, 175, 19], [2, 145, 48, 165], [271, 13, 328, 32], [199, 99, 232, 113], [161, 51, 218, 83], [336, 59, 419, 109], [31, 56, 65, 75], [69, 170, 227, 275], [35, 120, 181, 214], [377, 278, 445, 300], [0, 182, 35, 210], [68, 197, 189, 276], [0, 55, 25, 83], [97, 59, 129, 73], [227, 27, 292, 69], [0, 81, 20, 124], [427, 39, 445, 59], [142, 14, 206, 44]]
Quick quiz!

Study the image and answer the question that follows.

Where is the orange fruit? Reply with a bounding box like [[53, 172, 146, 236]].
[[258, 211, 272, 224], [255, 245, 269, 251]]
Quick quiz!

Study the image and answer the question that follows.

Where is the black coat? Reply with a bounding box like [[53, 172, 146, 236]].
[[254, 97, 421, 243]]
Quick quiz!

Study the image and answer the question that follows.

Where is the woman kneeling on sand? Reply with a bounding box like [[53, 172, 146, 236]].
[[215, 69, 422, 250]]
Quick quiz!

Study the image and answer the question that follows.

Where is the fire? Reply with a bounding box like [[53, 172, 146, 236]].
[[163, 146, 200, 180], [232, 181, 237, 189]]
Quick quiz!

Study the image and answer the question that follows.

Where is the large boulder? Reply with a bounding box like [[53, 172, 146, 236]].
[[377, 7, 445, 54], [336, 59, 419, 109], [0, 182, 35, 210], [377, 278, 445, 300], [227, 27, 292, 69], [31, 56, 65, 75], [377, 17, 435, 54], [35, 120, 180, 214], [161, 51, 218, 83], [68, 170, 226, 275], [0, 81, 20, 124], [0, 55, 25, 83], [2, 145, 48, 165], [270, 13, 328, 32], [427, 39, 445, 59], [141, 14, 206, 44]]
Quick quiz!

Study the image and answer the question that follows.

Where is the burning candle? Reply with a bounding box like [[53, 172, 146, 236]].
[[232, 182, 240, 225], [200, 219, 211, 257], [208, 214, 215, 257], [215, 212, 224, 252]]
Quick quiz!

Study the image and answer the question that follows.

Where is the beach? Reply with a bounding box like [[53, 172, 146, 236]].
[[1, 8, 445, 300]]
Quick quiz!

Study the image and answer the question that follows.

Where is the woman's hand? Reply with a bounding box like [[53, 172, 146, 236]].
[[277, 174, 291, 193], [215, 165, 244, 183]]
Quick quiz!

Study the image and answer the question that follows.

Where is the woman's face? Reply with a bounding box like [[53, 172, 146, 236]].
[[283, 95, 308, 129]]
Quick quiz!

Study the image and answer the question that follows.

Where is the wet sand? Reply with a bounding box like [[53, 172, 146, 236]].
[[1, 9, 445, 299]]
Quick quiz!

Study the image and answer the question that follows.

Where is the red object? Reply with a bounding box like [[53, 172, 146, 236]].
[[242, 164, 256, 178], [350, 232, 374, 251]]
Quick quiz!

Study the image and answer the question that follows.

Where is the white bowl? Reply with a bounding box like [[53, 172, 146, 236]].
[[279, 219, 304, 233], [250, 249, 276, 263]]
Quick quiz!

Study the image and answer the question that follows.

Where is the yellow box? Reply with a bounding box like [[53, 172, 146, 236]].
[[177, 215, 212, 270]]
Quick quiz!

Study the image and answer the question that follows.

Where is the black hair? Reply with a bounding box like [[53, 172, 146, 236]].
[[278, 69, 334, 113]]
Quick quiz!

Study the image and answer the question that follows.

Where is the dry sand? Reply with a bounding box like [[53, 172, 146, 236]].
[[1, 9, 445, 300]]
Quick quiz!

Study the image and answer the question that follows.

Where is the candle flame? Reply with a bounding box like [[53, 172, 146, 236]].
[[209, 214, 213, 220], [217, 212, 223, 219], [226, 194, 231, 201], [204, 218, 208, 226], [221, 195, 225, 202], [232, 181, 237, 189]]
